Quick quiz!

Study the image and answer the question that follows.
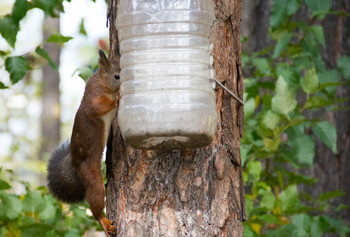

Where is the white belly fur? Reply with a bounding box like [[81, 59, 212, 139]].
[[101, 108, 117, 145]]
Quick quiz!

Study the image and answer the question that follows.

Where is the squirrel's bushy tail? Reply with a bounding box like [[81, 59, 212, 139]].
[[47, 140, 86, 203]]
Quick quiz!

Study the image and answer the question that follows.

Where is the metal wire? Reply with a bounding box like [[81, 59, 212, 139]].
[[210, 77, 244, 105]]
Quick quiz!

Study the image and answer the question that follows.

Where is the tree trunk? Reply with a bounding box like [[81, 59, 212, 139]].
[[241, 0, 273, 54], [40, 17, 61, 160], [106, 0, 246, 236]]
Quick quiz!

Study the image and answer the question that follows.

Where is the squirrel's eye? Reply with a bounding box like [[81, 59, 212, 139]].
[[114, 74, 120, 80]]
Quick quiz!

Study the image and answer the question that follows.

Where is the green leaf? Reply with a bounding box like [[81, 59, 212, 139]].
[[251, 57, 270, 74], [12, 0, 29, 24], [319, 82, 344, 91], [323, 216, 350, 236], [311, 25, 325, 46], [245, 79, 259, 99], [0, 179, 11, 190], [264, 137, 281, 151], [270, 0, 300, 28], [0, 50, 8, 56], [276, 66, 299, 88], [240, 144, 252, 165], [312, 121, 337, 153], [38, 195, 56, 220], [260, 214, 279, 224], [247, 161, 262, 181], [278, 185, 300, 212], [243, 225, 256, 237], [65, 229, 81, 237], [244, 98, 255, 119], [303, 96, 333, 109], [20, 223, 52, 237], [318, 70, 340, 93], [310, 216, 325, 237], [35, 46, 58, 70], [71, 205, 89, 219], [272, 76, 297, 117], [263, 111, 281, 130], [5, 56, 29, 84], [305, 0, 332, 13], [47, 33, 73, 43], [46, 230, 60, 237], [290, 135, 315, 165], [337, 56, 350, 81], [74, 66, 93, 81], [0, 16, 20, 47], [0, 193, 22, 220], [287, 0, 300, 15], [259, 189, 276, 210], [31, 0, 62, 17], [336, 203, 348, 212], [266, 223, 294, 237], [288, 115, 306, 127], [22, 189, 45, 213], [242, 52, 249, 67], [300, 24, 320, 57], [273, 33, 293, 58], [291, 214, 312, 237], [79, 18, 87, 36], [0, 81, 9, 89], [318, 190, 345, 201], [281, 168, 318, 185], [301, 67, 319, 94]]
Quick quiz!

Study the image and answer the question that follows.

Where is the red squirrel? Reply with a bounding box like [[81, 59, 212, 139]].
[[47, 49, 120, 236]]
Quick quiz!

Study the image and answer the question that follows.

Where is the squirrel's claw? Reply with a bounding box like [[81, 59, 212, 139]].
[[99, 217, 117, 236], [115, 95, 120, 108]]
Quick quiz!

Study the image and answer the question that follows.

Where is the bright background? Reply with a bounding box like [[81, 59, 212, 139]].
[[0, 0, 108, 187]]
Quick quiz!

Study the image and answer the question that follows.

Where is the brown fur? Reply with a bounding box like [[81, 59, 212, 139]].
[[47, 50, 120, 237]]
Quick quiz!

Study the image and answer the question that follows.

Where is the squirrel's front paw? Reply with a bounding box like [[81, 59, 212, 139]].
[[115, 95, 120, 107]]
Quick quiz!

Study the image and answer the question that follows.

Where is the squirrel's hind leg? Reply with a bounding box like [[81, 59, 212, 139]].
[[79, 160, 116, 236]]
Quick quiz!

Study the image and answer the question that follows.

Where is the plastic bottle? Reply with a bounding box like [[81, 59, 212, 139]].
[[116, 0, 217, 149]]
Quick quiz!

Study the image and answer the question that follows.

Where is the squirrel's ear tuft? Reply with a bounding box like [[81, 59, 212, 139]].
[[98, 49, 110, 70], [99, 49, 106, 58]]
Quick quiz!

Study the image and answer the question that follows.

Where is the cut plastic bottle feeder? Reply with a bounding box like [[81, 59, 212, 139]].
[[116, 0, 218, 149]]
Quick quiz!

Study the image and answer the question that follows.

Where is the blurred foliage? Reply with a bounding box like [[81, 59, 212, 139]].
[[241, 0, 350, 236], [0, 0, 101, 235], [0, 167, 99, 237], [0, 0, 101, 87], [0, 0, 73, 87]]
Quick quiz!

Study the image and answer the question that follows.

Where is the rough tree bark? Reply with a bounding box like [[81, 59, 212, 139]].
[[105, 0, 246, 236], [40, 17, 61, 160]]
